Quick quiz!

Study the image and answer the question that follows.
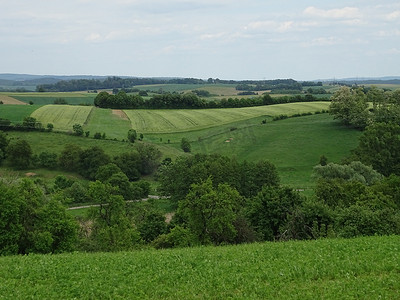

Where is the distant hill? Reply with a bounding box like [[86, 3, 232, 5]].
[[318, 76, 400, 85]]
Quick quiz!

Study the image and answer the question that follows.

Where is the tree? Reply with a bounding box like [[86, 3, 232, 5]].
[[86, 181, 142, 251], [113, 151, 141, 181], [0, 131, 8, 164], [329, 86, 369, 129], [6, 139, 32, 169], [353, 122, 400, 176], [0, 179, 78, 255], [72, 124, 84, 136], [78, 146, 110, 180], [127, 129, 137, 143], [46, 123, 54, 132], [313, 161, 384, 185], [22, 117, 39, 130], [178, 177, 242, 245], [136, 143, 161, 175], [181, 138, 191, 153], [95, 163, 123, 182], [59, 144, 82, 171], [246, 186, 303, 241]]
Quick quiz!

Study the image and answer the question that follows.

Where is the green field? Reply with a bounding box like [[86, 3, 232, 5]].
[[83, 107, 132, 140], [142, 113, 360, 188], [0, 235, 398, 299], [31, 105, 93, 131], [10, 92, 96, 105], [0, 104, 41, 123], [125, 102, 330, 133]]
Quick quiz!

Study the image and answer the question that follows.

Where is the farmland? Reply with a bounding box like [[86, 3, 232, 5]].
[[10, 92, 96, 105], [125, 102, 329, 133], [0, 235, 398, 299], [31, 105, 93, 131]]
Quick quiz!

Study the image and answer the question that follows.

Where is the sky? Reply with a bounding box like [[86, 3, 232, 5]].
[[1, 0, 400, 80]]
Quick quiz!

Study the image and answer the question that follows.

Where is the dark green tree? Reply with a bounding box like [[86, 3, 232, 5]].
[[59, 144, 82, 171], [181, 138, 191, 153], [246, 186, 303, 241], [127, 129, 137, 143], [6, 139, 32, 169], [353, 122, 400, 176], [72, 124, 84, 136], [114, 151, 141, 181], [78, 146, 110, 180], [178, 177, 242, 245]]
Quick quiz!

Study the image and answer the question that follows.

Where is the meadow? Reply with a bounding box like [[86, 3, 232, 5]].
[[0, 104, 41, 123], [10, 92, 96, 105], [125, 102, 330, 133], [31, 105, 93, 131], [0, 235, 398, 299]]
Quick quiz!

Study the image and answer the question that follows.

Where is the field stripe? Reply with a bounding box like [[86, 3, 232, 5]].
[[124, 102, 330, 133]]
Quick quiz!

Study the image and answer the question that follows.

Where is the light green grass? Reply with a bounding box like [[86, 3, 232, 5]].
[[0, 236, 398, 299], [0, 104, 41, 123], [83, 107, 132, 140], [10, 92, 96, 105], [31, 105, 93, 132], [144, 113, 361, 188], [125, 102, 330, 133]]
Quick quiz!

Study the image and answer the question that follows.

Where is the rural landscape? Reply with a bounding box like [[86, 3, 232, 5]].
[[1, 74, 400, 298]]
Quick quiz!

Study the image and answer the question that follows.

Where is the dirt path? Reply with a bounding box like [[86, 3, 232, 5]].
[[67, 195, 161, 210], [112, 109, 129, 120]]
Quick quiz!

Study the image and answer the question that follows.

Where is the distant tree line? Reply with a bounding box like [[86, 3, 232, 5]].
[[94, 91, 327, 109], [36, 76, 323, 93]]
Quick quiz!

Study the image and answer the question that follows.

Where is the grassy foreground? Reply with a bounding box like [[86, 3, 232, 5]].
[[0, 236, 399, 299]]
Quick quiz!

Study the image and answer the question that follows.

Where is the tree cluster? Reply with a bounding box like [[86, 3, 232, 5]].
[[329, 86, 400, 129], [94, 90, 325, 110]]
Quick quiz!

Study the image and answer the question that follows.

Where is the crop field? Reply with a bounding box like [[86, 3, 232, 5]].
[[0, 104, 41, 123], [0, 235, 398, 299], [0, 94, 28, 105], [125, 102, 330, 133], [83, 107, 132, 140], [31, 105, 93, 131], [9, 92, 96, 105]]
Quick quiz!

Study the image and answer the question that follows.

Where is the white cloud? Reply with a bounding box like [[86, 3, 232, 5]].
[[302, 37, 342, 47], [386, 11, 400, 20], [304, 6, 361, 19]]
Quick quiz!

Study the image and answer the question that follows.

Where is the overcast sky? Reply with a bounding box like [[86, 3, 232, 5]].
[[1, 0, 399, 80]]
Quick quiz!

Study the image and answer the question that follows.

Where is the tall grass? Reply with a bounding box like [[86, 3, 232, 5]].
[[0, 236, 398, 299]]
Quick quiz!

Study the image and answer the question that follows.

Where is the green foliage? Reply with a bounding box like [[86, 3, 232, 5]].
[[313, 161, 383, 185], [58, 144, 82, 171], [0, 131, 8, 163], [2, 236, 399, 298], [246, 186, 303, 241], [178, 177, 242, 245], [37, 151, 58, 169], [180, 137, 191, 152], [158, 154, 279, 201], [329, 86, 369, 128], [152, 225, 197, 249], [95, 163, 122, 182], [6, 139, 32, 169], [136, 143, 162, 175], [78, 146, 110, 180], [86, 181, 142, 251], [0, 179, 77, 255], [113, 151, 141, 181], [127, 129, 137, 143], [353, 122, 400, 176], [72, 123, 84, 136]]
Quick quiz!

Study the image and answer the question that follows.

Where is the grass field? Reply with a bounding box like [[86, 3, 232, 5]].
[[9, 92, 96, 105], [0, 235, 398, 299], [144, 113, 361, 189], [125, 102, 330, 133], [0, 104, 42, 123], [31, 105, 93, 131], [83, 107, 132, 140]]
